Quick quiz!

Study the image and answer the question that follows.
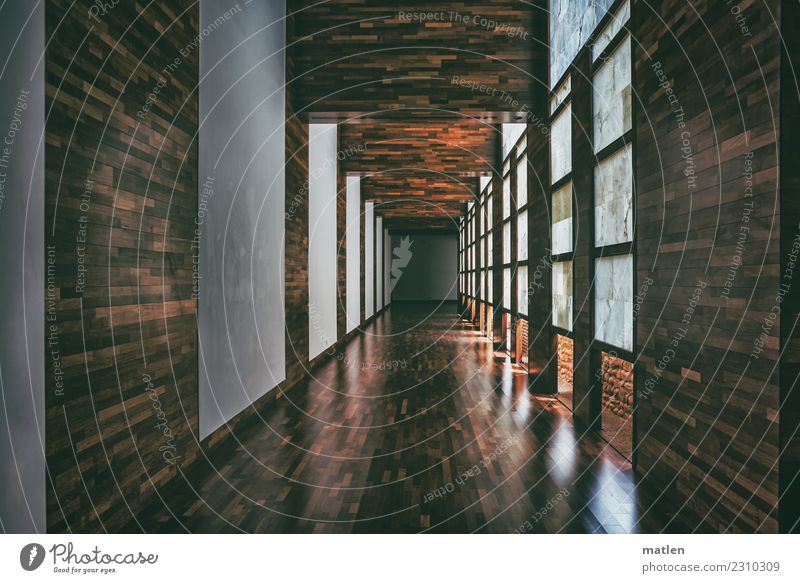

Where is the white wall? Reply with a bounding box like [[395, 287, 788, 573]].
[[199, 0, 286, 440], [346, 176, 361, 332], [0, 0, 44, 532], [376, 217, 384, 310], [383, 229, 392, 306], [308, 123, 338, 358], [365, 202, 374, 318]]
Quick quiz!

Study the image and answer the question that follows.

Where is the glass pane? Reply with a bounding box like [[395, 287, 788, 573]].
[[551, 181, 573, 255], [488, 272, 493, 303], [502, 123, 526, 159], [517, 266, 528, 315], [503, 268, 511, 309], [503, 222, 511, 263], [552, 260, 573, 331], [487, 196, 493, 229], [516, 158, 528, 208], [594, 254, 633, 351], [594, 143, 633, 247], [593, 35, 632, 153], [550, 74, 571, 115], [517, 210, 528, 261], [487, 235, 493, 267], [503, 176, 511, 219], [550, 103, 572, 184], [592, 0, 631, 62]]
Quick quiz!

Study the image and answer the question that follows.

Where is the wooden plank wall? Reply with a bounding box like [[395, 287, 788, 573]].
[[45, 0, 200, 532], [634, 0, 781, 532], [291, 0, 536, 119], [779, 0, 800, 534]]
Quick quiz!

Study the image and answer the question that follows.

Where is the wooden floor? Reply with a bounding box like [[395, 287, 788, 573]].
[[136, 302, 657, 533]]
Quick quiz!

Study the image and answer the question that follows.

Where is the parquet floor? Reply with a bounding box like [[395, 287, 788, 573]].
[[135, 302, 655, 533]]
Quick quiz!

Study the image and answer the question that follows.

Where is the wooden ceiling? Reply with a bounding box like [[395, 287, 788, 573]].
[[290, 0, 543, 224], [339, 119, 497, 177]]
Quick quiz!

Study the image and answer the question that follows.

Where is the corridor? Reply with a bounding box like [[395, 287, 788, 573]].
[[2, 0, 796, 540], [137, 303, 641, 534]]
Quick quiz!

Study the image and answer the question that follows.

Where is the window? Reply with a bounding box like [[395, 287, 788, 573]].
[[593, 36, 632, 154], [503, 268, 511, 309], [550, 75, 574, 337], [497, 125, 528, 361], [550, 103, 572, 184], [592, 27, 633, 353], [594, 144, 633, 247], [517, 266, 528, 315], [552, 260, 573, 331], [516, 158, 528, 209], [517, 210, 528, 261], [503, 222, 511, 264], [594, 255, 633, 351], [551, 182, 573, 255], [502, 175, 511, 219]]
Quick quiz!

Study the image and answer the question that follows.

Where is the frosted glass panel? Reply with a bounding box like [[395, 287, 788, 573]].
[[488, 272, 493, 303], [551, 182, 573, 255], [503, 222, 511, 263], [503, 268, 511, 309], [346, 176, 361, 332], [308, 123, 338, 359], [365, 202, 374, 318], [592, 0, 630, 62], [593, 35, 632, 153], [594, 144, 633, 247], [487, 235, 493, 267], [487, 196, 493, 228], [503, 176, 511, 219], [550, 74, 571, 115], [550, 104, 572, 184], [550, 0, 616, 87], [517, 210, 528, 261], [384, 229, 391, 306], [552, 260, 573, 331], [594, 254, 633, 351], [516, 159, 527, 208], [376, 217, 383, 310], [518, 266, 529, 315], [502, 123, 526, 158]]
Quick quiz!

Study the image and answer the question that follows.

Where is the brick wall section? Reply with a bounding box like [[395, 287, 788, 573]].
[[601, 353, 633, 419], [556, 335, 573, 395]]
